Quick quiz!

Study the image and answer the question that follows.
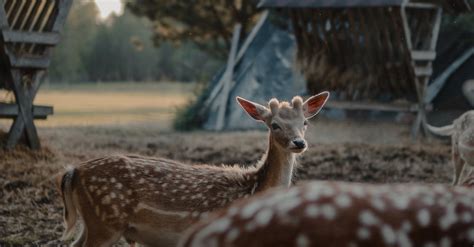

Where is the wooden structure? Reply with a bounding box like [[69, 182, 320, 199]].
[[259, 0, 471, 137], [0, 0, 72, 149]]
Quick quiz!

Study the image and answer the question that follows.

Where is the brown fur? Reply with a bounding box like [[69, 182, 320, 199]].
[[180, 181, 474, 247]]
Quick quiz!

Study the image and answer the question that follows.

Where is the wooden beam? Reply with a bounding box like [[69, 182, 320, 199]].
[[0, 103, 53, 119], [2, 30, 60, 45], [411, 50, 436, 60], [10, 55, 50, 68], [325, 100, 431, 112], [0, 0, 10, 28], [214, 23, 241, 131], [413, 66, 433, 76], [52, 0, 73, 32], [405, 2, 438, 9]]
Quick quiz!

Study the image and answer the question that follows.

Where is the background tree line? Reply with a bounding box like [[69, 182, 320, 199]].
[[48, 1, 225, 83]]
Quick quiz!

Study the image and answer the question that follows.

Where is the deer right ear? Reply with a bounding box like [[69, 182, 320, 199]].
[[236, 97, 270, 122]]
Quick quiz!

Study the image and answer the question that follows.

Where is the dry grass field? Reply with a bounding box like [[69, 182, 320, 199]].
[[0, 83, 453, 245], [1, 82, 194, 128]]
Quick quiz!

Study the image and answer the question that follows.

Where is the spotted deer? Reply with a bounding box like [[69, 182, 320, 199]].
[[56, 92, 330, 247], [427, 110, 474, 185], [179, 181, 474, 247]]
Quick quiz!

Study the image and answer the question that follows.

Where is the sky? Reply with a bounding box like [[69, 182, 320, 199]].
[[95, 0, 123, 19]]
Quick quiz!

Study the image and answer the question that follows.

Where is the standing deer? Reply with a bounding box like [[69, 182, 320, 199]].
[[56, 92, 330, 247], [427, 110, 474, 185], [179, 181, 474, 247]]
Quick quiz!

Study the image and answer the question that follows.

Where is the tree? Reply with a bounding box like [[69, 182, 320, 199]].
[[48, 1, 100, 82], [125, 0, 262, 58]]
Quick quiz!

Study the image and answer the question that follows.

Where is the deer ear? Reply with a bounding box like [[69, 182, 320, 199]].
[[236, 97, 270, 122], [303, 91, 330, 119]]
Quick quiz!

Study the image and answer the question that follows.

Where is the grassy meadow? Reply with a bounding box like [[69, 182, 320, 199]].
[[1, 82, 195, 129]]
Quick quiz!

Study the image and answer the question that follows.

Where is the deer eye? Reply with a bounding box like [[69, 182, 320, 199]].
[[304, 120, 308, 126], [271, 123, 281, 130]]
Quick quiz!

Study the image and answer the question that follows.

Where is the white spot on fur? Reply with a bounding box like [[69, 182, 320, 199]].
[[371, 197, 386, 211], [462, 212, 472, 223], [139, 178, 145, 184], [417, 209, 430, 227], [439, 204, 458, 230], [305, 205, 319, 217], [110, 192, 116, 199], [381, 225, 396, 244], [360, 210, 379, 226], [335, 194, 352, 208], [357, 227, 370, 239], [110, 178, 116, 183], [255, 208, 273, 226], [296, 234, 310, 247], [321, 204, 336, 220]]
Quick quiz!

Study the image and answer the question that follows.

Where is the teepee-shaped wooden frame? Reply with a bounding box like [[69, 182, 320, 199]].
[[0, 0, 72, 149]]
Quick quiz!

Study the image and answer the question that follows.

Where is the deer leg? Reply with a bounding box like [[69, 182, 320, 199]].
[[83, 227, 121, 247], [71, 224, 87, 247], [452, 143, 465, 185]]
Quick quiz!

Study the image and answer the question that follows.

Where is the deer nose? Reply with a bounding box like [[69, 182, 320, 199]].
[[293, 139, 306, 149]]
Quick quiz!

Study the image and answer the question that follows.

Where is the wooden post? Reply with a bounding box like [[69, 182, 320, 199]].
[[214, 24, 242, 130], [6, 70, 45, 149]]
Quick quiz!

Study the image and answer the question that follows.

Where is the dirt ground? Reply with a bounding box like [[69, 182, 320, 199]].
[[0, 119, 452, 246]]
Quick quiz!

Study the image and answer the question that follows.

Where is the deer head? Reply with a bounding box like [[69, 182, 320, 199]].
[[237, 92, 329, 153]]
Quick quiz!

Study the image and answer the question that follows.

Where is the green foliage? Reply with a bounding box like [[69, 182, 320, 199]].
[[126, 0, 262, 58], [48, 2, 222, 83], [173, 83, 208, 131]]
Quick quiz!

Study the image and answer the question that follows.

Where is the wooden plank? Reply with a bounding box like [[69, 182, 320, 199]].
[[411, 50, 436, 60], [29, 0, 55, 53], [215, 23, 241, 131], [429, 7, 442, 50], [405, 2, 438, 9], [10, 55, 50, 68], [7, 69, 40, 149], [0, 103, 53, 119], [52, 0, 73, 32], [17, 0, 35, 30], [413, 66, 433, 76], [400, 5, 413, 50], [0, 0, 10, 28], [201, 11, 268, 113], [2, 30, 60, 44], [10, 0, 27, 28], [324, 100, 429, 112]]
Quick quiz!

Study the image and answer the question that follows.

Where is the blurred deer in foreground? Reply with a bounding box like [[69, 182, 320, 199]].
[[427, 110, 474, 185], [56, 92, 330, 247], [180, 181, 474, 247]]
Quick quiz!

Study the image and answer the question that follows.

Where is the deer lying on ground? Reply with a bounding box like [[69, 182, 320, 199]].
[[427, 110, 474, 185], [56, 92, 330, 247], [179, 181, 474, 247]]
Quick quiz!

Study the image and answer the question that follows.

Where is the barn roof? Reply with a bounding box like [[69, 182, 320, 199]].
[[259, 0, 471, 13]]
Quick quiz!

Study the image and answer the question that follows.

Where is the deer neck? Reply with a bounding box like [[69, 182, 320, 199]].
[[254, 133, 296, 193]]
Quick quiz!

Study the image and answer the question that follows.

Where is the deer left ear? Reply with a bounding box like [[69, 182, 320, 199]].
[[303, 91, 330, 119]]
